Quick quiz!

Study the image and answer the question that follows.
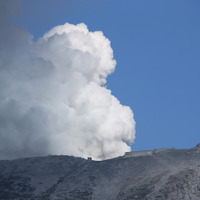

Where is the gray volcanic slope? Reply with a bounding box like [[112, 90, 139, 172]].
[[1, 146, 200, 200]]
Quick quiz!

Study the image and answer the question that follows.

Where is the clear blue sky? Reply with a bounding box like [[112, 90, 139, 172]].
[[15, 0, 200, 151]]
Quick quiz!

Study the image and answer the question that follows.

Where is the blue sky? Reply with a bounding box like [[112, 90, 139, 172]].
[[15, 0, 200, 151]]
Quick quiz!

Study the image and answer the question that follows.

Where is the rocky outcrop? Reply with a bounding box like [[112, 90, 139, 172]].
[[1, 146, 200, 200]]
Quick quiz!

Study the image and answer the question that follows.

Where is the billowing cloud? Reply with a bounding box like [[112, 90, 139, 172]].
[[0, 1, 135, 160]]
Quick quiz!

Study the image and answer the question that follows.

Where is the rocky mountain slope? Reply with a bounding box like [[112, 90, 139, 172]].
[[1, 145, 200, 200]]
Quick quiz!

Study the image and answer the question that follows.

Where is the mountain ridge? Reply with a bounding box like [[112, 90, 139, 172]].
[[1, 145, 200, 200]]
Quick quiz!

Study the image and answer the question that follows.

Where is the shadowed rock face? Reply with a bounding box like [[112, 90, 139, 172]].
[[1, 146, 200, 200]]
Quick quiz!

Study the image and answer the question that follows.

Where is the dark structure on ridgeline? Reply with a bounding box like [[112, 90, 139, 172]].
[[1, 145, 200, 200]]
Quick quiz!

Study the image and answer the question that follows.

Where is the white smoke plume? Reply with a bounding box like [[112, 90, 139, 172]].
[[0, 1, 135, 160]]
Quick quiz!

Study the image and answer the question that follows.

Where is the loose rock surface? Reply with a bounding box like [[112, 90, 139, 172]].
[[1, 146, 200, 200]]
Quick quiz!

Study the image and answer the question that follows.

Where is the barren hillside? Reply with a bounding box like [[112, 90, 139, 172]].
[[1, 146, 200, 200]]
